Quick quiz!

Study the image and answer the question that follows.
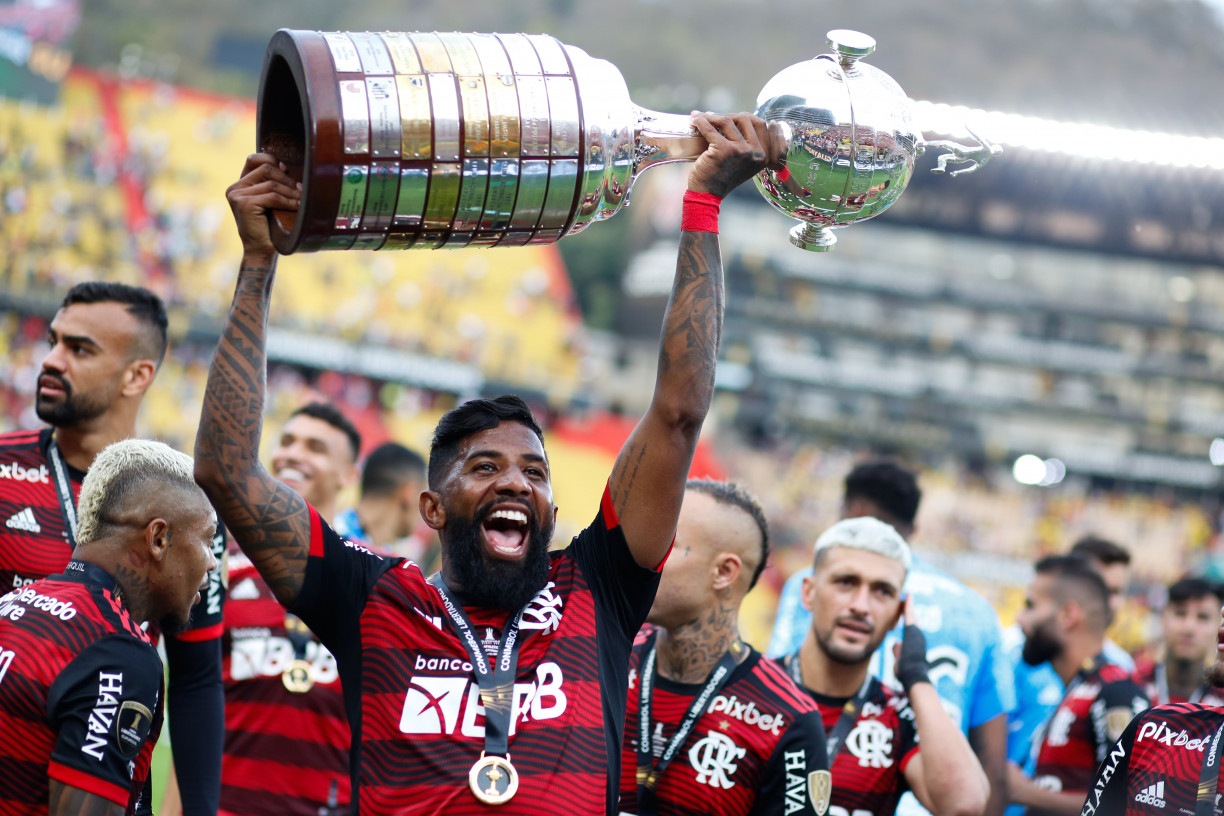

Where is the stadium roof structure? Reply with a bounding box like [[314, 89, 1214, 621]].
[[884, 102, 1224, 268]]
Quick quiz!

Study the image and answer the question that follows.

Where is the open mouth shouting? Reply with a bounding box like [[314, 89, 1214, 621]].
[[482, 506, 531, 560]]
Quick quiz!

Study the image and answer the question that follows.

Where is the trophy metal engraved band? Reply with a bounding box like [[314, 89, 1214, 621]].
[[257, 29, 995, 254]]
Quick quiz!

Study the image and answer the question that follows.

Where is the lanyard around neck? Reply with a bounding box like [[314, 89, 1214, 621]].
[[48, 439, 79, 547], [786, 651, 872, 761], [636, 630, 741, 813], [427, 573, 527, 758]]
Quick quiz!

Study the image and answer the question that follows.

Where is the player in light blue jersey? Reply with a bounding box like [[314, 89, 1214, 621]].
[[1003, 535, 1135, 816], [767, 460, 1014, 816]]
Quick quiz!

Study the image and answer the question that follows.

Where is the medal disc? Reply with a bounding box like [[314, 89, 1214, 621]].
[[468, 754, 518, 805], [282, 659, 315, 693]]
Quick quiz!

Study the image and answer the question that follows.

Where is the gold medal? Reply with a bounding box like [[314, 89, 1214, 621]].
[[282, 659, 315, 694], [468, 753, 518, 805]]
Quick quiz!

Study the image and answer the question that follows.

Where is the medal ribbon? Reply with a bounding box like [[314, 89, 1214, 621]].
[[1195, 720, 1224, 816], [427, 573, 527, 759], [48, 439, 79, 548], [1156, 662, 1207, 705], [636, 629, 740, 814], [785, 651, 872, 761]]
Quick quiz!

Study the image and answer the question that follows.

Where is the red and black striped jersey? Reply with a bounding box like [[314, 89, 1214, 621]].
[[1082, 704, 1224, 816], [0, 429, 77, 592], [290, 484, 661, 815], [219, 548, 349, 816], [796, 672, 921, 816], [0, 561, 163, 815], [1081, 701, 1224, 816], [618, 629, 829, 816], [0, 429, 226, 641], [1031, 658, 1149, 816]]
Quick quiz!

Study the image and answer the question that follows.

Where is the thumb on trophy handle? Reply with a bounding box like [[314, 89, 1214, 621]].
[[766, 120, 792, 170]]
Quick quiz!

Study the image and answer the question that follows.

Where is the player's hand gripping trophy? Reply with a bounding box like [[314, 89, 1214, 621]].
[[257, 28, 996, 253]]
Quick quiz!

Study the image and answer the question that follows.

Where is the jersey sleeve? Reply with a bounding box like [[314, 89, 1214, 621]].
[[159, 524, 226, 815], [45, 635, 164, 808], [290, 504, 398, 651], [750, 710, 830, 816], [968, 631, 1016, 730], [894, 693, 922, 778], [1092, 677, 1149, 760], [765, 568, 811, 659], [1078, 714, 1137, 816], [568, 484, 662, 638], [162, 635, 222, 816]]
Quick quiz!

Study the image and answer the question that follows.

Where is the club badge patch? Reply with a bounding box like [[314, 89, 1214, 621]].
[[808, 769, 832, 815]]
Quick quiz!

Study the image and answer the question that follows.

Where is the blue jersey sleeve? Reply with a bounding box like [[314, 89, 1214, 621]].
[[766, 567, 812, 658], [966, 622, 1016, 730]]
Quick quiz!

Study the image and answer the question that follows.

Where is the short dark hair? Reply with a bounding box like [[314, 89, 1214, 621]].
[[428, 395, 544, 490], [62, 281, 169, 366], [1068, 535, 1130, 567], [361, 442, 426, 498], [1167, 576, 1224, 607], [843, 460, 921, 529], [1034, 554, 1111, 630], [289, 401, 362, 461], [687, 478, 770, 591]]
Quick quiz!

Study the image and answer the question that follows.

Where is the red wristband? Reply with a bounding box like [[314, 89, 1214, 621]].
[[776, 166, 791, 182], [681, 190, 722, 233]]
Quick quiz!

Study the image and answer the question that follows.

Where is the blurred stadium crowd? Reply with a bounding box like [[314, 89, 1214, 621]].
[[3, 68, 1222, 661]]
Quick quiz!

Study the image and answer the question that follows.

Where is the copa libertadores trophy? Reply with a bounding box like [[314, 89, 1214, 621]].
[[257, 28, 996, 253]]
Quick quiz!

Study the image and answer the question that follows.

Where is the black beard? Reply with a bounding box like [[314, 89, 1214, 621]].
[[1022, 621, 1063, 666], [443, 501, 553, 612], [1206, 659, 1224, 689], [35, 373, 109, 428]]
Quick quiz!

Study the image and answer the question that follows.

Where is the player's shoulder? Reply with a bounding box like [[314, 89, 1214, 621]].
[[0, 428, 44, 449], [906, 558, 998, 615], [856, 679, 915, 729], [742, 649, 820, 714], [1098, 661, 1141, 684], [632, 623, 659, 650]]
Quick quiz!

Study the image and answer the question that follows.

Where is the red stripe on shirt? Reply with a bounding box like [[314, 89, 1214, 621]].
[[48, 760, 130, 806], [309, 504, 324, 558], [172, 621, 223, 642]]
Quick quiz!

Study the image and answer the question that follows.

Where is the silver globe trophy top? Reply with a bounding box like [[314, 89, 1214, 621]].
[[753, 30, 1000, 251]]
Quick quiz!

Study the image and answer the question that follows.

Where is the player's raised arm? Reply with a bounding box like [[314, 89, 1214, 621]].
[[610, 112, 780, 569], [194, 153, 310, 608]]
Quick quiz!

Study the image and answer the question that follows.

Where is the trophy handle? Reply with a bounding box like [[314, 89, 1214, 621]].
[[922, 126, 1002, 177], [633, 108, 709, 173]]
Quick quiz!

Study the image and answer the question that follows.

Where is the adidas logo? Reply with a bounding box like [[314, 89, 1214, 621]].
[[229, 577, 261, 601], [5, 508, 40, 534], [1134, 780, 1165, 808]]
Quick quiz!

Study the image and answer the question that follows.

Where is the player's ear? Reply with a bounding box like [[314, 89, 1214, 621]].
[[420, 491, 446, 531], [145, 518, 171, 563]]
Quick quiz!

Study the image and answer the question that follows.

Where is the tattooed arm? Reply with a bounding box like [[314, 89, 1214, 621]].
[[610, 113, 780, 570], [48, 782, 126, 816], [194, 153, 309, 607]]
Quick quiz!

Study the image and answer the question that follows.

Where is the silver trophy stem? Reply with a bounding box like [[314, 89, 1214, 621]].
[[633, 108, 709, 174]]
